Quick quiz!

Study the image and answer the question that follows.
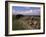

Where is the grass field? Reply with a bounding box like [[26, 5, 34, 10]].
[[12, 15, 40, 30]]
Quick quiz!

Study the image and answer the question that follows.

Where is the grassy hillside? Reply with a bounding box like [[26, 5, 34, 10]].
[[12, 15, 40, 30]]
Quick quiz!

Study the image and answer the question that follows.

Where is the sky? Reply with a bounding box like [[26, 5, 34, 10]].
[[12, 6, 40, 15]]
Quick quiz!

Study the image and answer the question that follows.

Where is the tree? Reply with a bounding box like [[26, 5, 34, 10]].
[[16, 14, 24, 19]]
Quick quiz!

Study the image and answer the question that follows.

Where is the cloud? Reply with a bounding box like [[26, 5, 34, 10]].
[[12, 9, 40, 15], [12, 10, 32, 15]]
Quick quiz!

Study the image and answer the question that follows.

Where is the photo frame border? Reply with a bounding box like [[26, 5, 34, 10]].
[[5, 1, 45, 36]]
